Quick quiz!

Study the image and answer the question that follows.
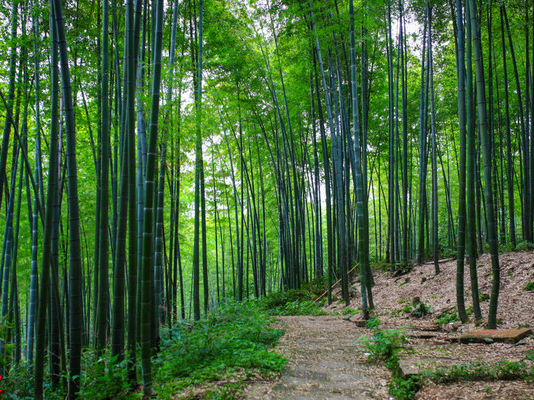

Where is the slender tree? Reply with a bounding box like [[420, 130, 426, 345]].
[[455, 0, 468, 322], [469, 0, 500, 329]]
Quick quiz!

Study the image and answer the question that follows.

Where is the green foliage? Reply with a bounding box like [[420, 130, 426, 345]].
[[357, 318, 417, 398], [515, 241, 534, 251], [300, 276, 330, 297], [365, 316, 381, 330], [436, 310, 460, 327], [426, 361, 531, 383], [265, 299, 328, 316], [386, 356, 534, 399], [356, 319, 405, 364], [2, 363, 35, 399], [388, 375, 422, 400], [6, 352, 139, 400], [260, 278, 329, 316], [340, 307, 359, 316], [1, 363, 64, 400], [153, 301, 286, 398], [410, 302, 433, 318], [79, 354, 138, 400], [393, 302, 433, 318], [524, 281, 534, 291], [439, 247, 458, 259], [4, 302, 285, 400], [478, 292, 490, 302], [0, 319, 14, 372]]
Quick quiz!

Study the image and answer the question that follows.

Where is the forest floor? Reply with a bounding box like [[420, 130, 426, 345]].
[[354, 250, 534, 399], [245, 250, 534, 399]]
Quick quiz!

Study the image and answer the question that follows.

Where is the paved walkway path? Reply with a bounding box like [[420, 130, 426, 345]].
[[244, 315, 391, 400]]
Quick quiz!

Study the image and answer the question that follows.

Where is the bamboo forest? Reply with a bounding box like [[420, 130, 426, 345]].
[[2, 0, 534, 398]]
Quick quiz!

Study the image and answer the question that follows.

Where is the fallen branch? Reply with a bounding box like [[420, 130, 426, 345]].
[[314, 265, 359, 303]]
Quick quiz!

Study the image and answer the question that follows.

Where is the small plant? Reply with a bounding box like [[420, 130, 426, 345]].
[[388, 375, 422, 400], [79, 353, 136, 400], [365, 316, 381, 330], [356, 326, 405, 363], [436, 310, 460, 327], [524, 281, 534, 291], [394, 301, 433, 318], [479, 292, 490, 301], [411, 302, 433, 318], [341, 306, 358, 316], [260, 289, 309, 309]]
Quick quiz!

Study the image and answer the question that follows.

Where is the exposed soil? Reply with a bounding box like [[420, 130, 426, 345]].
[[365, 251, 534, 334], [329, 250, 534, 399]]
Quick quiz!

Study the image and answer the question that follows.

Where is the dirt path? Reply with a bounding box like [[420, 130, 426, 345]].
[[244, 315, 391, 400]]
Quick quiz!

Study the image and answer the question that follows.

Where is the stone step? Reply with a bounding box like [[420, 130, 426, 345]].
[[459, 328, 532, 344]]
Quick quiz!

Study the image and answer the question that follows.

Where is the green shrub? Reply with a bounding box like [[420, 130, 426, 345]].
[[365, 316, 380, 330], [154, 300, 286, 398], [265, 299, 327, 316], [356, 319, 405, 363], [2, 362, 74, 400], [79, 353, 137, 400], [260, 284, 328, 316], [479, 292, 490, 302], [436, 310, 460, 327], [516, 241, 534, 251], [524, 281, 534, 291], [260, 289, 310, 310], [388, 375, 421, 400], [301, 276, 329, 297], [393, 301, 433, 318]]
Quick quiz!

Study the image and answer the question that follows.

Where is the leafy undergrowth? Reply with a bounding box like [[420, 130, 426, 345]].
[[259, 277, 328, 316], [154, 300, 286, 399], [2, 301, 286, 400]]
